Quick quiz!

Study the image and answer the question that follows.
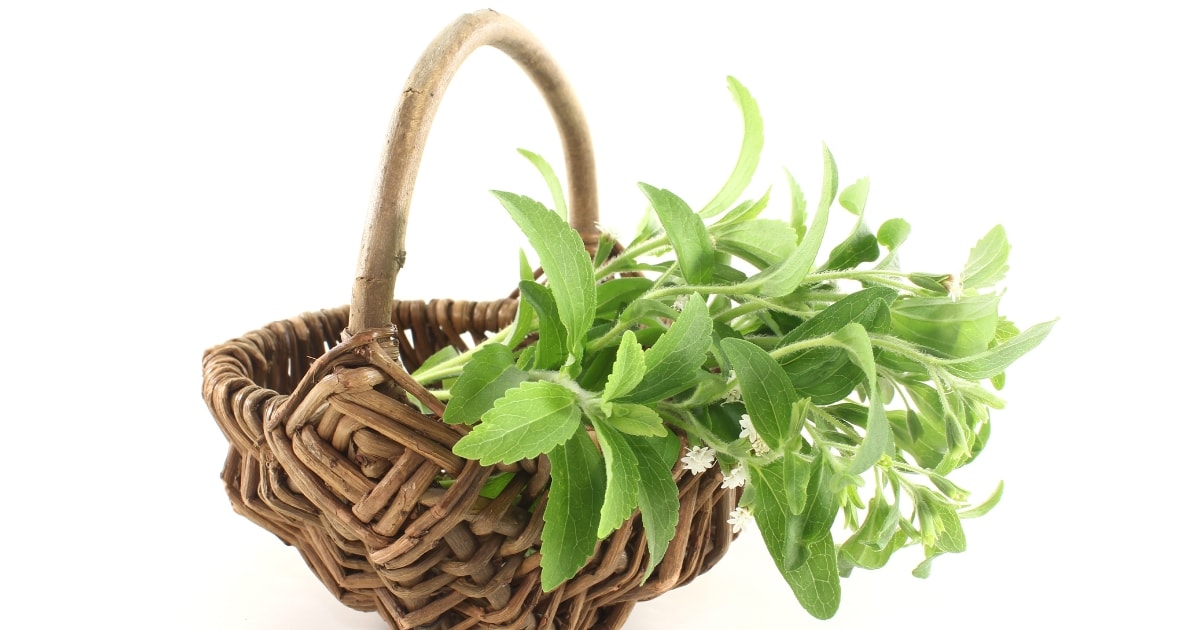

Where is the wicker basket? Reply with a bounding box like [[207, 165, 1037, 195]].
[[202, 10, 738, 630]]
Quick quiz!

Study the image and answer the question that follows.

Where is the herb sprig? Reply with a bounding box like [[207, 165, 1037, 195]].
[[413, 77, 1053, 619]]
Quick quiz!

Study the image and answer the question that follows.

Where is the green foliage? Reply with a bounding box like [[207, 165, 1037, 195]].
[[413, 78, 1053, 620]]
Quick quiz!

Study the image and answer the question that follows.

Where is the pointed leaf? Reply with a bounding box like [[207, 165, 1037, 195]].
[[721, 337, 796, 450], [593, 418, 641, 537], [825, 323, 892, 475], [620, 294, 713, 403], [516, 148, 568, 220], [959, 481, 1004, 519], [942, 319, 1057, 379], [961, 225, 1010, 289], [750, 461, 841, 619], [628, 432, 681, 583], [823, 220, 880, 271], [443, 344, 528, 424], [699, 76, 764, 218], [603, 330, 646, 403], [542, 427, 606, 591], [453, 381, 581, 464], [519, 280, 569, 370], [747, 145, 837, 296], [802, 452, 840, 542], [714, 186, 772, 227], [786, 168, 807, 242], [494, 191, 595, 354], [595, 277, 654, 320], [712, 219, 799, 269], [605, 403, 668, 437], [639, 184, 713, 286], [782, 450, 811, 516]]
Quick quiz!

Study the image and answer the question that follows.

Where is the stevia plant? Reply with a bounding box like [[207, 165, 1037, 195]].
[[409, 77, 1054, 619]]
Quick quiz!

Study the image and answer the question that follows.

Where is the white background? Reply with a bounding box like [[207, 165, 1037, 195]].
[[2, 1, 1196, 628]]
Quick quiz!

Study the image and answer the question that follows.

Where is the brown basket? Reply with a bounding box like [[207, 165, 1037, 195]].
[[202, 10, 738, 630]]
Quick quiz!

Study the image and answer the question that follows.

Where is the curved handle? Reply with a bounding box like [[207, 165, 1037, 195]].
[[349, 10, 599, 335]]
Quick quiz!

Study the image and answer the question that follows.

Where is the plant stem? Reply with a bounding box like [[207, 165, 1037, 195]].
[[414, 322, 516, 385], [594, 234, 669, 279]]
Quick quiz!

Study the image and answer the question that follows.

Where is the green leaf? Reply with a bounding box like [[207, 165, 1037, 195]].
[[823, 220, 880, 271], [542, 427, 606, 591], [750, 461, 841, 619], [959, 481, 1004, 519], [479, 472, 517, 499], [961, 225, 1010, 290], [699, 76, 764, 218], [593, 418, 641, 537], [910, 272, 952, 295], [629, 204, 661, 247], [829, 323, 892, 475], [795, 532, 842, 619], [602, 331, 647, 403], [453, 381, 581, 464], [592, 232, 616, 269], [841, 524, 906, 570], [877, 218, 911, 250], [801, 453, 840, 542], [605, 403, 668, 437], [931, 498, 967, 553], [778, 286, 898, 348], [619, 294, 714, 403], [443, 344, 529, 424], [915, 488, 967, 554], [777, 289, 891, 404], [782, 449, 811, 516], [855, 493, 902, 551], [411, 344, 459, 380], [912, 552, 939, 579], [575, 342, 617, 389], [712, 219, 799, 269], [519, 280, 569, 370], [837, 177, 870, 216], [721, 337, 796, 451], [786, 168, 807, 242], [628, 432, 681, 583], [516, 148, 568, 220], [747, 145, 836, 296], [890, 294, 1000, 358], [639, 184, 714, 286], [714, 186, 772, 227], [618, 298, 679, 327], [494, 191, 596, 355], [942, 319, 1057, 379], [506, 251, 537, 348], [829, 323, 877, 391], [595, 277, 654, 320]]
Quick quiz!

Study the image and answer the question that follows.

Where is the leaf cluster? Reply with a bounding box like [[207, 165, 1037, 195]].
[[412, 77, 1054, 617]]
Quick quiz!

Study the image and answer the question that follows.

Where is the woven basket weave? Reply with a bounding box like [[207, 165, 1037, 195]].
[[202, 10, 738, 630]]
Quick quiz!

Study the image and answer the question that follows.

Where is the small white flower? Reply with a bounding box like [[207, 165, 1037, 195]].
[[672, 294, 689, 311], [681, 446, 716, 475], [738, 414, 757, 440], [944, 273, 964, 302], [721, 463, 747, 489], [727, 507, 752, 534], [724, 370, 741, 403], [739, 414, 770, 456]]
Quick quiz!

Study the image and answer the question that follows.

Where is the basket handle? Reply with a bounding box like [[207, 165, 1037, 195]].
[[349, 10, 599, 335]]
